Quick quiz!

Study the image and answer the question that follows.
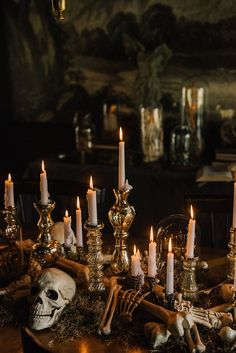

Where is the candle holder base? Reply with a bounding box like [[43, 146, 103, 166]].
[[165, 293, 175, 310], [76, 246, 87, 264], [146, 276, 159, 289], [84, 220, 105, 293], [127, 275, 142, 290], [33, 201, 61, 267], [109, 188, 135, 275], [227, 227, 236, 281], [62, 244, 77, 260], [180, 256, 199, 302]]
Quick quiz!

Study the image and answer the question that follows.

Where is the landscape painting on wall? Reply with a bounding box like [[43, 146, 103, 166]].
[[3, 0, 236, 124]]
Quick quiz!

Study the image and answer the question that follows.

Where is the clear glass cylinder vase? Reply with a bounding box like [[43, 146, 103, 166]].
[[140, 106, 164, 163]]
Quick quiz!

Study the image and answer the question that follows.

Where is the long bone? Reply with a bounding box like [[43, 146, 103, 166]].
[[101, 284, 122, 335], [184, 324, 206, 353], [97, 276, 119, 335]]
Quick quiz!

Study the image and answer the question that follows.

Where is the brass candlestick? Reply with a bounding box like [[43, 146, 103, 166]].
[[180, 256, 199, 301], [51, 0, 66, 21], [227, 227, 236, 281], [3, 206, 20, 241], [84, 220, 105, 293], [108, 188, 136, 275], [33, 201, 61, 267]]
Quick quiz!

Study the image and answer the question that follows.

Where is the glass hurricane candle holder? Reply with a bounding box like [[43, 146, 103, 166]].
[[108, 187, 136, 275], [155, 214, 200, 287], [33, 201, 61, 267]]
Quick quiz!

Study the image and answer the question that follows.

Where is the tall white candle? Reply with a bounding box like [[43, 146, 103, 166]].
[[166, 237, 174, 295], [4, 173, 14, 208], [131, 245, 139, 277], [87, 176, 97, 226], [185, 205, 196, 259], [40, 160, 49, 205], [76, 196, 83, 247], [148, 226, 157, 277], [64, 210, 72, 248], [232, 182, 236, 228], [118, 127, 125, 190]]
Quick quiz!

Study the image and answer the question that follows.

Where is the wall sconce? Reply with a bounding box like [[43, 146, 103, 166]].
[[51, 0, 66, 22]]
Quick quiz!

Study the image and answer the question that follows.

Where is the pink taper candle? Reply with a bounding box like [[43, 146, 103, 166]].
[[185, 205, 196, 259], [87, 176, 97, 226], [232, 182, 236, 228], [4, 173, 14, 208], [118, 127, 125, 190], [40, 160, 49, 205], [76, 196, 83, 247], [148, 226, 157, 277], [166, 237, 174, 295]]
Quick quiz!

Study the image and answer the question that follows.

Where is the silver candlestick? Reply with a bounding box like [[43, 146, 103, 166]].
[[180, 256, 199, 301], [227, 227, 236, 282], [108, 187, 136, 275], [84, 220, 105, 293], [33, 201, 61, 267]]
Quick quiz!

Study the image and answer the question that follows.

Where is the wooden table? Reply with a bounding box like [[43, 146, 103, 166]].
[[0, 249, 229, 353]]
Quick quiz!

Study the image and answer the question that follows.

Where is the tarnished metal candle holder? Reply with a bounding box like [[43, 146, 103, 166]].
[[51, 0, 66, 22], [108, 188, 136, 274], [3, 206, 20, 242], [84, 220, 105, 293], [180, 256, 199, 301], [33, 201, 61, 267], [76, 245, 87, 264], [227, 227, 236, 281]]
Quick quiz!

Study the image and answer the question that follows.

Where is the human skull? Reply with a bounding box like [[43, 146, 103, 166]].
[[28, 267, 76, 330]]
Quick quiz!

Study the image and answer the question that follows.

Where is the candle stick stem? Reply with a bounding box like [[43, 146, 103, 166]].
[[109, 188, 136, 275], [180, 256, 198, 302]]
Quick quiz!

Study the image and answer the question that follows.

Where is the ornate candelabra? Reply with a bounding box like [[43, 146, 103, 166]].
[[227, 227, 236, 281], [84, 220, 105, 293], [108, 188, 136, 275], [33, 201, 61, 267], [3, 206, 20, 242], [180, 256, 199, 301]]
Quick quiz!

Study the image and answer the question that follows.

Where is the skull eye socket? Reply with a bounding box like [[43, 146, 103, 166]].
[[31, 286, 40, 296], [46, 289, 58, 300]]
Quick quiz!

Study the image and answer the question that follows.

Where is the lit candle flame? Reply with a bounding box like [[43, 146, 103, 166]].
[[119, 127, 123, 141], [150, 225, 153, 242], [65, 210, 69, 217], [8, 173, 11, 181], [168, 237, 172, 253], [89, 176, 93, 190], [42, 160, 45, 172], [77, 196, 80, 209], [133, 244, 136, 255], [190, 204, 194, 219]]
